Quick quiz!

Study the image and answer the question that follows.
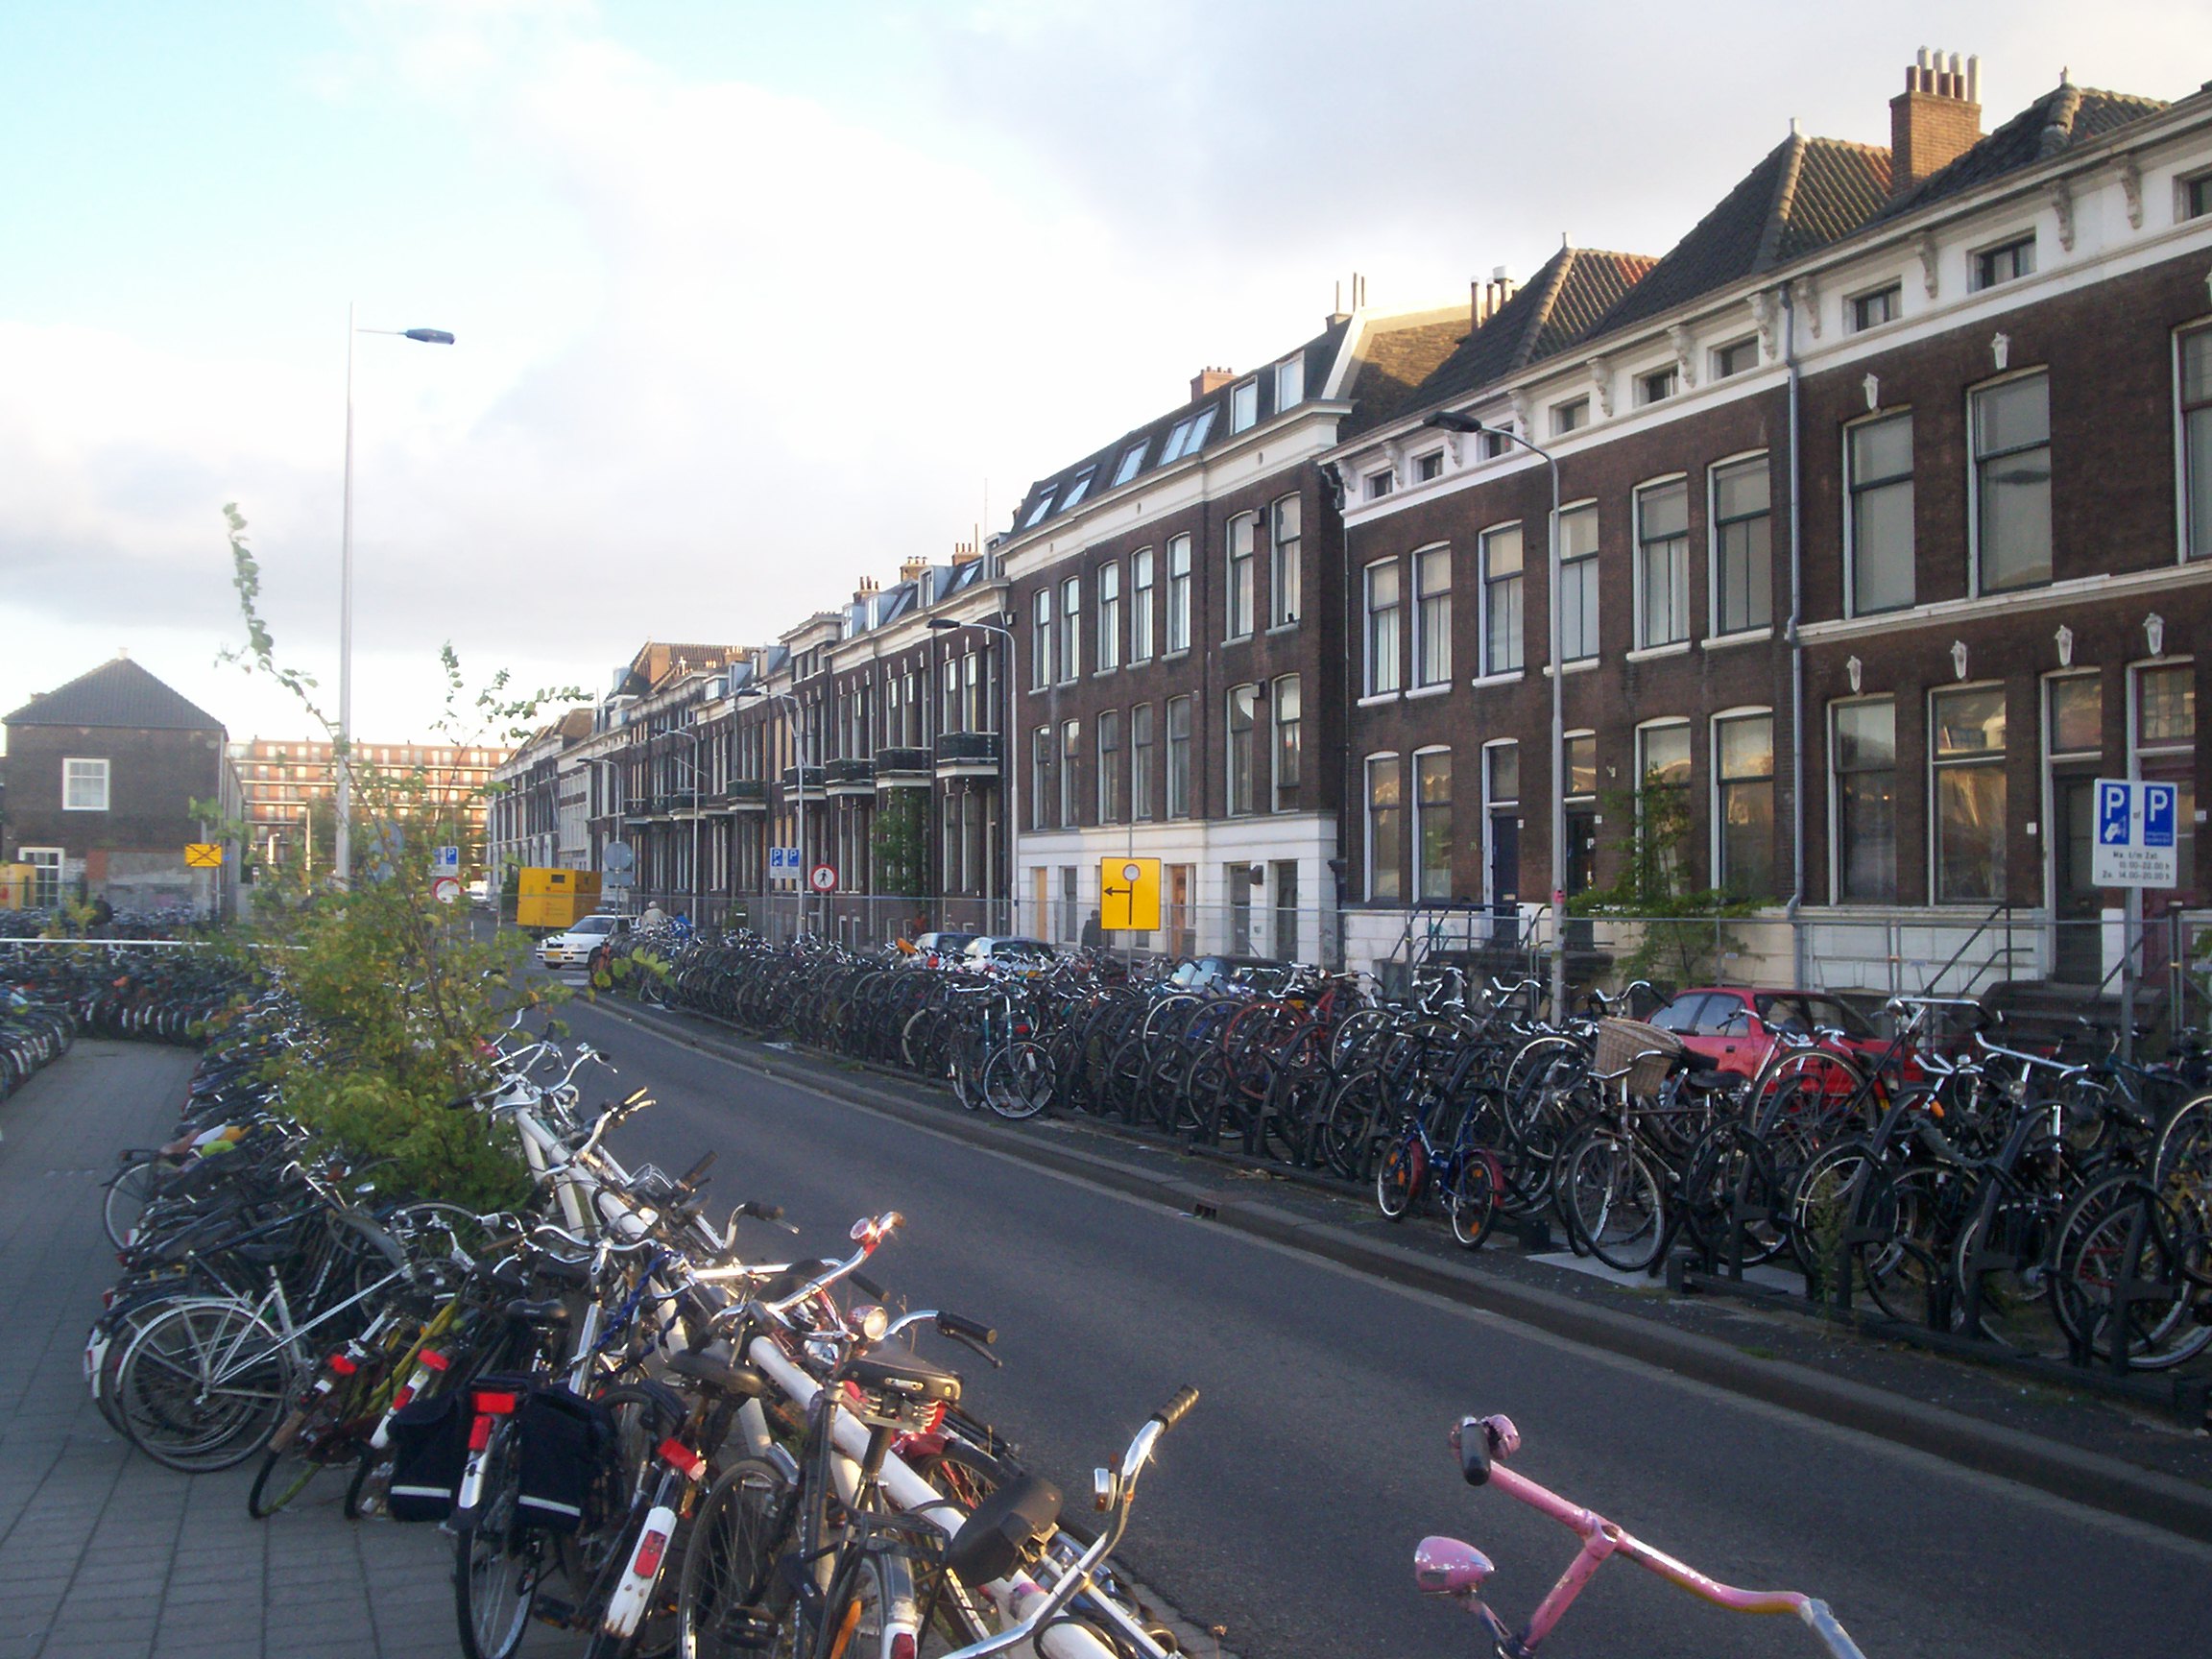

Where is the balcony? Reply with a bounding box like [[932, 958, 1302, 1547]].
[[620, 796, 659, 825], [825, 757, 876, 798], [720, 779, 769, 812], [780, 764, 827, 795], [874, 746, 932, 787], [933, 731, 1000, 778]]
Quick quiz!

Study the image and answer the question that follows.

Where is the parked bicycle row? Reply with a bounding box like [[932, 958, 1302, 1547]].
[[610, 931, 2212, 1378], [0, 940, 245, 1041]]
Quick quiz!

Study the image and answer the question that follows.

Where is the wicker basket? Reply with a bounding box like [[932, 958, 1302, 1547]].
[[1593, 1017, 1683, 1096]]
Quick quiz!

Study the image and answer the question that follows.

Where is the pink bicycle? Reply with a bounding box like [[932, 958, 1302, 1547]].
[[1415, 1414, 1867, 1656]]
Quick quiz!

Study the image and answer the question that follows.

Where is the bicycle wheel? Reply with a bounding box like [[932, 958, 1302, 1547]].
[[2053, 1174, 2212, 1371], [1852, 1166, 1954, 1331], [1374, 1129, 1423, 1220], [455, 1418, 539, 1659], [1445, 1146, 1503, 1251], [103, 1158, 167, 1248], [115, 1299, 293, 1472], [980, 1042, 1055, 1121], [677, 1458, 793, 1659], [1559, 1133, 1667, 1273]]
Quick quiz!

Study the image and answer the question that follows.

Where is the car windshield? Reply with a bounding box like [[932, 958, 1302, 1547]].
[[574, 918, 614, 935], [987, 940, 1053, 960], [1755, 993, 1873, 1038]]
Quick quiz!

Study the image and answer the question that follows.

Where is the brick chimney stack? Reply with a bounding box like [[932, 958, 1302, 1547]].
[[1190, 367, 1235, 402], [899, 557, 929, 585], [1890, 48, 1983, 197]]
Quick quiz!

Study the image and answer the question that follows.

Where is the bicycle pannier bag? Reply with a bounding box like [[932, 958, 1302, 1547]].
[[385, 1392, 469, 1523], [515, 1385, 614, 1533]]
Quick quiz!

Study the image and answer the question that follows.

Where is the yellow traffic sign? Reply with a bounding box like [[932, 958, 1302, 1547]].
[[1098, 856, 1161, 932], [184, 843, 225, 868]]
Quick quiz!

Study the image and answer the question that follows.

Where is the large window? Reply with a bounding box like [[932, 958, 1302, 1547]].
[[1415, 546, 1452, 687], [1166, 534, 1191, 653], [1973, 373, 2052, 592], [63, 757, 110, 811], [1059, 576, 1082, 682], [1847, 413, 1915, 614], [1933, 686, 2008, 902], [1711, 456, 1771, 636], [1059, 718, 1082, 826], [1714, 713, 1775, 899], [1227, 514, 1256, 639], [20, 849, 60, 908], [1131, 703, 1155, 821], [1367, 756, 1405, 902], [1227, 685, 1258, 816], [1131, 548, 1156, 661], [2181, 328, 2212, 561], [1270, 494, 1302, 627], [1166, 695, 1191, 818], [1365, 560, 1402, 695], [1832, 700, 1897, 903], [1635, 478, 1690, 647], [1097, 563, 1121, 671], [1479, 524, 1523, 675], [1637, 723, 1692, 886], [1559, 504, 1599, 661], [1031, 727, 1052, 829], [2137, 663, 2198, 890], [1272, 674, 1302, 807], [1416, 750, 1453, 902], [1031, 589, 1052, 688], [1097, 709, 1123, 823]]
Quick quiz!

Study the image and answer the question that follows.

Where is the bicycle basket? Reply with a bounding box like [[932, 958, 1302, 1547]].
[[1594, 1017, 1682, 1096]]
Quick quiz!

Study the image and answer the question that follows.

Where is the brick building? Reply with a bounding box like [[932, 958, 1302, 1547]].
[[231, 735, 508, 882]]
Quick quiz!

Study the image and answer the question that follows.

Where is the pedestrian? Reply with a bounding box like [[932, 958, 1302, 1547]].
[[88, 895, 114, 938], [1080, 909, 1104, 950], [641, 901, 667, 929]]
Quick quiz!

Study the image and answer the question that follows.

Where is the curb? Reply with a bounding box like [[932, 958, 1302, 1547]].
[[583, 994, 2212, 1548]]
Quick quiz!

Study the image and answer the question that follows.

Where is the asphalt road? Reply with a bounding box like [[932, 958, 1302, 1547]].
[[556, 998, 2212, 1659]]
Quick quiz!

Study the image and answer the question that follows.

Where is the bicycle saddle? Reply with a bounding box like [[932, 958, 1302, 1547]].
[[666, 1349, 767, 1399], [945, 1471, 1063, 1586], [840, 1353, 962, 1409]]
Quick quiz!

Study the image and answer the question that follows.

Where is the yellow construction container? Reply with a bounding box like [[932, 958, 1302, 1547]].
[[515, 868, 603, 930]]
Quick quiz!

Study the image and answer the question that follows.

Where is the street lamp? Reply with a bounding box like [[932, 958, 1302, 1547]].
[[1425, 409, 1568, 1020], [334, 307, 455, 887], [928, 614, 1019, 935], [670, 722, 706, 926], [738, 683, 812, 938]]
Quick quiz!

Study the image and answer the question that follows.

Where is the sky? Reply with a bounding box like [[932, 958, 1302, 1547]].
[[3, 0, 2208, 747]]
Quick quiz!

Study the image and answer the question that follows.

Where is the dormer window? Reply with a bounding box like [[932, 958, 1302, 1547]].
[[1060, 468, 1095, 510], [1159, 406, 1216, 464], [1276, 354, 1305, 410], [1112, 440, 1147, 486], [1231, 379, 1260, 433], [1638, 366, 1678, 406], [1022, 493, 1053, 529]]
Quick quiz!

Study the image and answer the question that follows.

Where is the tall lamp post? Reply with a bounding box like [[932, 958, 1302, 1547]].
[[927, 614, 1019, 935], [739, 685, 811, 937], [1426, 410, 1567, 1019], [334, 307, 455, 887], [674, 721, 706, 926]]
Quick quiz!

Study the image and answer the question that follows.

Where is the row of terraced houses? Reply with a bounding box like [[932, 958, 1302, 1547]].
[[492, 55, 2212, 996]]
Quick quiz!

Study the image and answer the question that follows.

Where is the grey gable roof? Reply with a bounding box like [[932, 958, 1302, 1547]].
[[1880, 81, 2167, 221], [5, 658, 225, 733]]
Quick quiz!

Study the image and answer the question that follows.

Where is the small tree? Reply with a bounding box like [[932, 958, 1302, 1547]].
[[871, 791, 927, 897], [1569, 768, 1755, 990]]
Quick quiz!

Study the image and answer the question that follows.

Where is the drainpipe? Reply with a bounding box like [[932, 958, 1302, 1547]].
[[1782, 280, 1807, 986]]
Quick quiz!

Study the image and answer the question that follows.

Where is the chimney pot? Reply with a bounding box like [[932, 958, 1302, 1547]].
[[1889, 48, 1983, 197], [1190, 367, 1236, 402]]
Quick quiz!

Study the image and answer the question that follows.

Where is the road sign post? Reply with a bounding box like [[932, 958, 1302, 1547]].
[[2092, 779, 2178, 1063]]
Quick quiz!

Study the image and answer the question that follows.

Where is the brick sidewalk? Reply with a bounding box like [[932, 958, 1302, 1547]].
[[0, 1040, 565, 1659]]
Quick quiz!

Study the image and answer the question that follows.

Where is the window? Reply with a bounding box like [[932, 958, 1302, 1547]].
[[1712, 338, 1759, 379], [1973, 373, 2052, 592], [1639, 366, 1678, 406], [1365, 470, 1395, 500], [1132, 703, 1155, 821], [1365, 560, 1403, 695], [1097, 562, 1121, 671], [1159, 408, 1215, 464], [1414, 450, 1444, 483], [1637, 724, 1693, 885], [1022, 493, 1054, 529], [1226, 513, 1256, 638], [1832, 700, 1897, 902], [1060, 468, 1095, 511], [1269, 494, 1302, 627], [1416, 750, 1453, 902], [1479, 524, 1524, 675], [1559, 505, 1599, 661], [1030, 589, 1052, 688], [21, 849, 61, 908], [1227, 686, 1258, 815], [1480, 428, 1511, 460], [1059, 575, 1082, 681], [63, 757, 110, 811], [1847, 413, 1915, 614], [1131, 548, 1156, 661], [1231, 379, 1259, 433], [1276, 354, 1304, 410], [1974, 235, 2035, 290], [1715, 713, 1775, 899], [1711, 455, 1772, 635], [1060, 718, 1081, 826], [1851, 283, 1901, 332], [1932, 686, 2008, 902], [1031, 727, 1052, 829], [1113, 441, 1148, 487], [1414, 545, 1453, 687], [1634, 478, 1691, 647], [1097, 709, 1123, 824], [1551, 397, 1588, 435], [2181, 328, 2212, 561], [2136, 664, 2198, 889], [1166, 696, 1191, 818], [1272, 674, 1301, 805], [1166, 534, 1191, 653], [2050, 675, 2102, 757], [1368, 757, 1405, 901]]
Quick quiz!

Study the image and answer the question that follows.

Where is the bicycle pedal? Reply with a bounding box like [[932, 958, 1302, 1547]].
[[532, 1595, 578, 1627]]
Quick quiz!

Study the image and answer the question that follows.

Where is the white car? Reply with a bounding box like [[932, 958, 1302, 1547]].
[[539, 913, 628, 969]]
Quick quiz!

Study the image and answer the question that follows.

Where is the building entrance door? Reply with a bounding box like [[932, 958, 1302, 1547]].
[[2052, 772, 2104, 984], [1488, 811, 1519, 942]]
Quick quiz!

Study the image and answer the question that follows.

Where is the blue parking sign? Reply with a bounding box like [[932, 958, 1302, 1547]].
[[2099, 781, 2131, 845], [2144, 782, 2176, 850]]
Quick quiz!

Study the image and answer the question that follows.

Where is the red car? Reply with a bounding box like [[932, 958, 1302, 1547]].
[[1646, 987, 1891, 1081]]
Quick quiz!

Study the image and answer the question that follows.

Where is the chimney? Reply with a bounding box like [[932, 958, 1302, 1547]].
[[1890, 48, 1983, 197], [1470, 266, 1519, 328], [899, 557, 929, 585], [951, 541, 982, 566], [1190, 367, 1235, 402], [854, 575, 880, 604]]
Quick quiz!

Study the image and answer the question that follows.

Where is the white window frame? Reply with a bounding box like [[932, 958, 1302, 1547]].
[[1113, 441, 1148, 487], [1478, 522, 1523, 677], [2174, 321, 2212, 563], [1271, 673, 1301, 808], [1848, 280, 1903, 333], [1230, 378, 1260, 433], [1551, 397, 1588, 436], [1636, 364, 1679, 407], [1829, 694, 1901, 906], [1226, 512, 1257, 640], [1097, 561, 1122, 672], [1414, 543, 1453, 688], [1365, 470, 1396, 500], [1275, 354, 1304, 410], [1707, 449, 1772, 638], [1413, 745, 1454, 902], [1413, 449, 1445, 483], [63, 757, 110, 811], [1364, 557, 1403, 697], [1365, 752, 1404, 902], [1632, 473, 1692, 649], [1269, 494, 1302, 628], [1966, 367, 2053, 598], [1710, 337, 1759, 379], [1928, 682, 2010, 905], [1131, 547, 1157, 661], [1558, 500, 1600, 662], [1709, 707, 1776, 898], [1058, 575, 1082, 683], [1480, 740, 1520, 908], [19, 848, 62, 908], [1843, 408, 1916, 617], [1226, 685, 1259, 817], [1166, 534, 1192, 654], [1971, 231, 2037, 292], [1030, 589, 1052, 688]]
